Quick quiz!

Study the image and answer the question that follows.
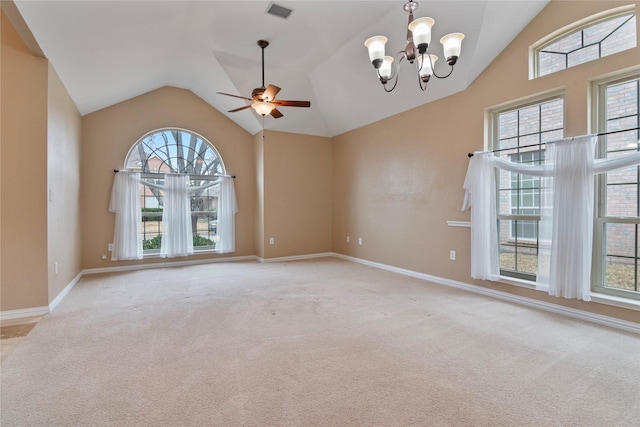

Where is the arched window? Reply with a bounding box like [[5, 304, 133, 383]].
[[125, 128, 225, 176], [533, 7, 636, 78], [112, 128, 235, 258]]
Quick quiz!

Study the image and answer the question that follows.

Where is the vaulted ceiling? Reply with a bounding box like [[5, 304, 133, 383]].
[[13, 1, 549, 137]]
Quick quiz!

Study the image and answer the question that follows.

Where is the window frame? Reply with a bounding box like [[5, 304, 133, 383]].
[[591, 71, 640, 301], [124, 128, 226, 256], [488, 91, 565, 282]]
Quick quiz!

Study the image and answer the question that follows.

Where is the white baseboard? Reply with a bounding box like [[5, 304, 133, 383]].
[[0, 306, 50, 321], [257, 252, 334, 263], [332, 253, 640, 334], [83, 254, 258, 275], [49, 272, 83, 312]]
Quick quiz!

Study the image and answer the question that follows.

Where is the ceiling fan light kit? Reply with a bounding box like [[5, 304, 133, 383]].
[[252, 101, 276, 116], [364, 0, 465, 92], [218, 40, 310, 119]]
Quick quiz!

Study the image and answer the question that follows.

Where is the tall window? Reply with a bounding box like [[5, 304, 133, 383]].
[[125, 128, 225, 254], [534, 8, 636, 77], [593, 75, 640, 300], [492, 97, 564, 279]]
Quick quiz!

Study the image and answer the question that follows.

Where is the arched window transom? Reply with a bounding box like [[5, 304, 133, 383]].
[[534, 8, 636, 78], [125, 128, 224, 177]]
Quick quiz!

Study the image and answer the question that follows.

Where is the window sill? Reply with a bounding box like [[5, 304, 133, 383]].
[[499, 276, 537, 290], [590, 293, 640, 311], [142, 248, 218, 258]]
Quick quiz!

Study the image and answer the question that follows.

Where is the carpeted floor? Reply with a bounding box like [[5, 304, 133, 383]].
[[1, 258, 639, 426], [0, 316, 42, 362]]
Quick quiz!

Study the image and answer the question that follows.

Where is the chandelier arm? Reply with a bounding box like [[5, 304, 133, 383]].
[[378, 52, 406, 92], [431, 64, 455, 79]]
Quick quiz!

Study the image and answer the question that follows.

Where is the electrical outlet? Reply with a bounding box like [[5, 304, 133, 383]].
[[346, 236, 350, 243], [358, 237, 363, 246], [269, 237, 275, 245], [101, 255, 107, 260], [450, 250, 456, 261], [108, 243, 113, 251]]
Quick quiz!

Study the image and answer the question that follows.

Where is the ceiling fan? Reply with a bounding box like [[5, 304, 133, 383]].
[[217, 40, 311, 118]]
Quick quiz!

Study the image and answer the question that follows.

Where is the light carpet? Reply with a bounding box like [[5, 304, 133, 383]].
[[1, 257, 639, 426]]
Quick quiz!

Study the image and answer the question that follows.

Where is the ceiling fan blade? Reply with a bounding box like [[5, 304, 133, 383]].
[[263, 84, 281, 101], [217, 92, 253, 101], [272, 100, 311, 108], [270, 108, 284, 118], [228, 105, 252, 113]]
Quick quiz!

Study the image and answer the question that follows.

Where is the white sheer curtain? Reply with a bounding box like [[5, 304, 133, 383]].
[[109, 171, 142, 260], [537, 136, 595, 299], [216, 176, 238, 253], [110, 172, 238, 259], [160, 174, 194, 258], [463, 135, 640, 301], [462, 153, 500, 281]]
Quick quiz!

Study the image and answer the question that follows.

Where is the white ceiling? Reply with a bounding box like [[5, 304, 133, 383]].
[[13, 0, 549, 137]]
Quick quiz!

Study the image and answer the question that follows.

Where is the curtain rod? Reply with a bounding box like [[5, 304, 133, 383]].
[[113, 169, 236, 178], [467, 127, 640, 158]]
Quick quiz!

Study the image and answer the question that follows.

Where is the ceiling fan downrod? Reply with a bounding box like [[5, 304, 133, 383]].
[[257, 40, 269, 89]]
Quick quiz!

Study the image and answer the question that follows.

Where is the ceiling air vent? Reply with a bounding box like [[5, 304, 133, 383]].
[[266, 3, 293, 19]]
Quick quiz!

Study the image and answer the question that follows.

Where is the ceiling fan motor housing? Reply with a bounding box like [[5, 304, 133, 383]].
[[251, 87, 266, 100]]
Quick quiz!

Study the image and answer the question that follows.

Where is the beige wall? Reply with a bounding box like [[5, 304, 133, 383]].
[[80, 87, 257, 269], [332, 0, 640, 323], [262, 130, 332, 259], [1, 10, 49, 310], [47, 64, 82, 303]]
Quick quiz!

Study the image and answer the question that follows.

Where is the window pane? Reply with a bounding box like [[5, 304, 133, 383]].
[[606, 223, 636, 257], [540, 99, 564, 132], [601, 16, 637, 57], [500, 137, 518, 151], [604, 227, 638, 290], [606, 184, 638, 217], [607, 165, 638, 185], [499, 112, 518, 139], [606, 81, 638, 120], [499, 219, 538, 277], [567, 44, 599, 68], [605, 126, 639, 152], [537, 12, 636, 77], [584, 14, 626, 44], [517, 248, 538, 275], [519, 134, 540, 148], [604, 255, 637, 292], [519, 106, 540, 135], [545, 31, 582, 53], [538, 52, 565, 77]]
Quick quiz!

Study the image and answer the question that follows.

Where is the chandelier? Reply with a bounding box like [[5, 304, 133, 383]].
[[364, 0, 465, 92]]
